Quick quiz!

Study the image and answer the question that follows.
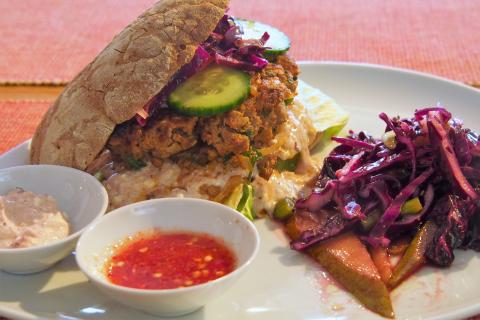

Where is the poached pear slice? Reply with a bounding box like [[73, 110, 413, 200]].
[[286, 214, 394, 318], [388, 220, 437, 289], [370, 246, 393, 284]]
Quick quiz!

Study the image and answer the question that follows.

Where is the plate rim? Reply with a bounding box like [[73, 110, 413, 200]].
[[298, 60, 480, 96], [1, 61, 480, 320]]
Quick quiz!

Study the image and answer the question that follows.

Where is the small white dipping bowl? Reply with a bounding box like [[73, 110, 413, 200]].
[[0, 165, 108, 274], [76, 198, 260, 317]]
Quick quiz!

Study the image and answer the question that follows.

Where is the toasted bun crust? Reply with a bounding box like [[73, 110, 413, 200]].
[[30, 0, 228, 169]]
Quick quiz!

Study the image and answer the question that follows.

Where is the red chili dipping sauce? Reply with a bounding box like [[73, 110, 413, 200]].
[[105, 230, 236, 290]]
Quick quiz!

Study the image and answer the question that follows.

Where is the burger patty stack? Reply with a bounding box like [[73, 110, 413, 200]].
[[30, 0, 346, 218]]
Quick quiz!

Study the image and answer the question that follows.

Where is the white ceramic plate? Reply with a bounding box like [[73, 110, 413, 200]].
[[1, 62, 480, 320]]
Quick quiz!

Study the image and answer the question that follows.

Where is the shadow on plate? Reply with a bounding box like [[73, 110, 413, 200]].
[[1, 253, 208, 320], [263, 218, 319, 268], [0, 253, 79, 302], [13, 279, 208, 320]]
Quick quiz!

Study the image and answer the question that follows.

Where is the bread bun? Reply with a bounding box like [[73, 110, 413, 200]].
[[31, 0, 228, 169]]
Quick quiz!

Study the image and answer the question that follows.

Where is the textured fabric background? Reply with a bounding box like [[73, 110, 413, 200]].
[[0, 100, 51, 154], [0, 0, 479, 84]]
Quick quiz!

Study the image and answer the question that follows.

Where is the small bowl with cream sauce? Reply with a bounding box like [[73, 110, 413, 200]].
[[0, 165, 108, 274]]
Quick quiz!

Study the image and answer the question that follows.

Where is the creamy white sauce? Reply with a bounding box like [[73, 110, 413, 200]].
[[0, 188, 70, 249], [251, 101, 320, 213], [252, 171, 314, 213], [276, 101, 316, 161], [105, 161, 248, 210]]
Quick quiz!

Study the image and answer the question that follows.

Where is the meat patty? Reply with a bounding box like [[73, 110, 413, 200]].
[[200, 55, 299, 155], [276, 54, 299, 92], [107, 55, 299, 166], [108, 110, 198, 160]]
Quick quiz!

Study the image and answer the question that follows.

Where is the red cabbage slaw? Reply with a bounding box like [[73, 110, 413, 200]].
[[136, 15, 270, 125], [292, 107, 480, 267]]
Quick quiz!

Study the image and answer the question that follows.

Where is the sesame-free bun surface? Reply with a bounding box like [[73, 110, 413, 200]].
[[31, 0, 228, 169]]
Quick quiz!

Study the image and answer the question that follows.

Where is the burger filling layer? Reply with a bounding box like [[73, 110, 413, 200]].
[[90, 56, 318, 211]]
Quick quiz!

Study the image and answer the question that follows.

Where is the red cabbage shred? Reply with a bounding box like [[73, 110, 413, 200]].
[[137, 15, 270, 125], [291, 107, 480, 267]]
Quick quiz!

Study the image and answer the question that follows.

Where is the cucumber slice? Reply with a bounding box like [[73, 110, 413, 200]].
[[168, 65, 250, 117], [235, 19, 291, 56]]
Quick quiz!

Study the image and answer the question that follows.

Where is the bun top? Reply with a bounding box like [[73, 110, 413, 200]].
[[30, 0, 228, 169]]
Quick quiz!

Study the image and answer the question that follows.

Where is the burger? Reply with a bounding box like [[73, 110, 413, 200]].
[[30, 0, 347, 219]]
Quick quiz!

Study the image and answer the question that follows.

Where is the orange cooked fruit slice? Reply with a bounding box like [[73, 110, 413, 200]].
[[286, 214, 394, 318]]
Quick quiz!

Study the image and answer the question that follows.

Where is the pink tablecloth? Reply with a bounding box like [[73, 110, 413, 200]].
[[0, 100, 51, 154], [0, 0, 479, 84]]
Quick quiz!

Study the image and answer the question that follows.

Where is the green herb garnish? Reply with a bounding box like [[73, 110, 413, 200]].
[[243, 147, 262, 181], [276, 153, 300, 172], [236, 184, 255, 221], [93, 171, 104, 181], [122, 155, 146, 170]]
